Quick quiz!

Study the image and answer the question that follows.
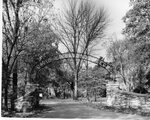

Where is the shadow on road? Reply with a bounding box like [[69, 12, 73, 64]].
[[28, 99, 149, 119]]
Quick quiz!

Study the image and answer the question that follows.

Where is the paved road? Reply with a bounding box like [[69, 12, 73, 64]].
[[31, 99, 150, 119]]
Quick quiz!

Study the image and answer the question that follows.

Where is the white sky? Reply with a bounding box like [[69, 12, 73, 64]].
[[53, 0, 130, 61]]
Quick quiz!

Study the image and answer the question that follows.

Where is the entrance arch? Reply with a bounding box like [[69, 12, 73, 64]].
[[32, 52, 113, 73], [29, 52, 113, 99]]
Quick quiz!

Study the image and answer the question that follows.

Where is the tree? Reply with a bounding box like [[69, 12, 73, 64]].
[[21, 18, 60, 90], [2, 0, 32, 110], [106, 40, 133, 91], [79, 65, 108, 101], [123, 0, 150, 66], [106, 0, 150, 92], [2, 0, 55, 110], [55, 0, 108, 99], [55, 66, 74, 99], [122, 0, 150, 90]]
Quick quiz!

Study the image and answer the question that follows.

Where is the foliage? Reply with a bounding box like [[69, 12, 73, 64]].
[[106, 0, 150, 92], [123, 0, 150, 64], [79, 66, 108, 99], [123, 0, 150, 89], [21, 20, 61, 88], [107, 40, 133, 91], [2, 0, 36, 110], [2, 0, 56, 110]]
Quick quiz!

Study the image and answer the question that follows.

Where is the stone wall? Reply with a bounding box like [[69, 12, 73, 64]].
[[15, 96, 31, 112], [106, 81, 150, 112]]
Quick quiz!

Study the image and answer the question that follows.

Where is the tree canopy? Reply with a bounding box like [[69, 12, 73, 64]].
[[107, 0, 150, 92]]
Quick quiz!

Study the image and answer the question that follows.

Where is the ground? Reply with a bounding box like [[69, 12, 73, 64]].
[[29, 99, 150, 119]]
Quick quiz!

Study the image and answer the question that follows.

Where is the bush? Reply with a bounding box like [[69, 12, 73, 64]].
[[133, 86, 148, 94]]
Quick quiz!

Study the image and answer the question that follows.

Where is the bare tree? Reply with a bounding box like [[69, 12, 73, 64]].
[[55, 0, 108, 99]]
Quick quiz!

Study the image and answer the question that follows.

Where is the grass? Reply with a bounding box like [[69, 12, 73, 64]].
[[84, 101, 150, 117], [2, 104, 54, 118]]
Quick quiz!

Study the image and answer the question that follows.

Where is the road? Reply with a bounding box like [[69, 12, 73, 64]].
[[30, 99, 150, 119]]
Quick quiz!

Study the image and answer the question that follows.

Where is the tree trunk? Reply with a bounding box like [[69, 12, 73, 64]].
[[4, 80, 8, 111], [11, 63, 18, 111], [74, 71, 78, 100], [4, 71, 9, 111], [35, 92, 39, 108], [86, 88, 90, 101], [94, 89, 97, 102], [70, 82, 74, 99]]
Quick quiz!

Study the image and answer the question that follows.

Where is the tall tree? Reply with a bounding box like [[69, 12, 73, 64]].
[[2, 0, 54, 110], [55, 0, 108, 99], [122, 0, 150, 89], [22, 20, 60, 87], [2, 0, 30, 110]]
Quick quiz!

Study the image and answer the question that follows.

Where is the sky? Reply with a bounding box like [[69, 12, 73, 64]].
[[53, 0, 130, 61]]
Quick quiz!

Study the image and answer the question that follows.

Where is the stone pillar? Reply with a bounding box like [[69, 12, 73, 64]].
[[106, 81, 119, 106]]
